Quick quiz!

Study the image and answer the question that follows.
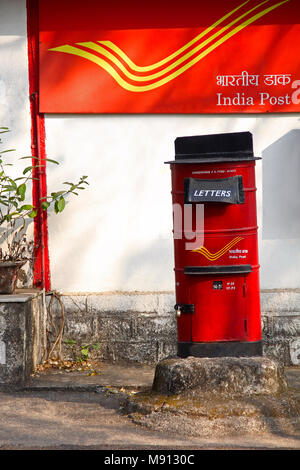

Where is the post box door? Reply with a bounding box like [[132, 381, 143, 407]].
[[189, 275, 248, 342]]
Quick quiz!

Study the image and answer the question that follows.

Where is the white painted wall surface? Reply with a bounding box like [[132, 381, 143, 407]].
[[44, 114, 300, 292], [0, 0, 31, 163], [0, 0, 32, 261]]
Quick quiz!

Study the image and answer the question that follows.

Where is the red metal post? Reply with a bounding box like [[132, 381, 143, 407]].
[[26, 0, 50, 291]]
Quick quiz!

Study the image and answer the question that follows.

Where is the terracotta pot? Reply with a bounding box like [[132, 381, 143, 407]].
[[0, 261, 26, 294]]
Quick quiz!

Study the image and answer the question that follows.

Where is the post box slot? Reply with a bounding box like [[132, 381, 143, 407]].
[[184, 265, 252, 275], [184, 176, 245, 204]]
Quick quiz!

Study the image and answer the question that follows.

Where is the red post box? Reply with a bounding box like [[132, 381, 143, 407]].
[[166, 132, 262, 358]]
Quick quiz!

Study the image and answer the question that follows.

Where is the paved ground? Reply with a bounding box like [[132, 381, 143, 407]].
[[0, 363, 299, 450]]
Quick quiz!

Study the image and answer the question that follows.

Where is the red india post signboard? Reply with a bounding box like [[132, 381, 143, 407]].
[[39, 0, 300, 113]]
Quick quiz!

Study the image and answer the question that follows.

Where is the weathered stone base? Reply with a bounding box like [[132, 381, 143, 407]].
[[152, 356, 287, 396], [124, 357, 300, 438]]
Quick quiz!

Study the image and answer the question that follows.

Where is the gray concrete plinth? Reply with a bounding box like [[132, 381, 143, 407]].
[[0, 291, 43, 387], [152, 356, 288, 396]]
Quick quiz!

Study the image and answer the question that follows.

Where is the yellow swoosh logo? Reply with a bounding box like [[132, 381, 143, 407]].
[[192, 236, 244, 260], [49, 0, 289, 92], [78, 0, 258, 81], [96, 0, 251, 73]]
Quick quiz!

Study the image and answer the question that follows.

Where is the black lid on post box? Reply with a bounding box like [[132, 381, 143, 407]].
[[165, 131, 260, 164]]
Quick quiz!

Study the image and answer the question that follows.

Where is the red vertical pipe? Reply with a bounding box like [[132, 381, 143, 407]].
[[26, 0, 50, 291]]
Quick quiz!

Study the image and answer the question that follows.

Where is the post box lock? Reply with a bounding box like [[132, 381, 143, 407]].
[[174, 304, 195, 317]]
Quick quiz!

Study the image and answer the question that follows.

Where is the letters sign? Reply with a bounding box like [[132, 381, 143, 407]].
[[184, 176, 245, 204], [39, 0, 300, 113]]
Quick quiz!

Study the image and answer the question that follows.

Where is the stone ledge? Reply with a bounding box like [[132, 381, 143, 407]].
[[0, 290, 40, 303], [55, 292, 176, 315], [53, 290, 300, 314]]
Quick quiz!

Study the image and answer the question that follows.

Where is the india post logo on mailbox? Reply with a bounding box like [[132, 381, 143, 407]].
[[192, 237, 245, 261], [39, 0, 300, 113]]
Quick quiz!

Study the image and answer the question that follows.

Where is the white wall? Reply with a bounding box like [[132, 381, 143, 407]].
[[0, 0, 33, 263], [44, 114, 300, 292], [0, 0, 31, 161], [1, 1, 300, 293]]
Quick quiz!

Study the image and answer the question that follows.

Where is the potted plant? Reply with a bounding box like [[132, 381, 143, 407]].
[[0, 127, 88, 294]]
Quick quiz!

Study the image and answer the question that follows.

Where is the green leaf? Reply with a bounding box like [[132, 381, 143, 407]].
[[57, 196, 65, 212], [3, 185, 17, 192], [65, 339, 76, 345], [0, 149, 15, 154], [28, 210, 37, 218], [65, 185, 76, 192], [81, 348, 89, 357], [17, 183, 26, 201], [46, 158, 59, 165], [8, 178, 17, 189], [19, 156, 39, 160], [17, 183, 26, 195], [23, 166, 33, 175], [51, 191, 65, 199], [41, 201, 50, 210], [8, 201, 19, 209], [20, 204, 34, 211]]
